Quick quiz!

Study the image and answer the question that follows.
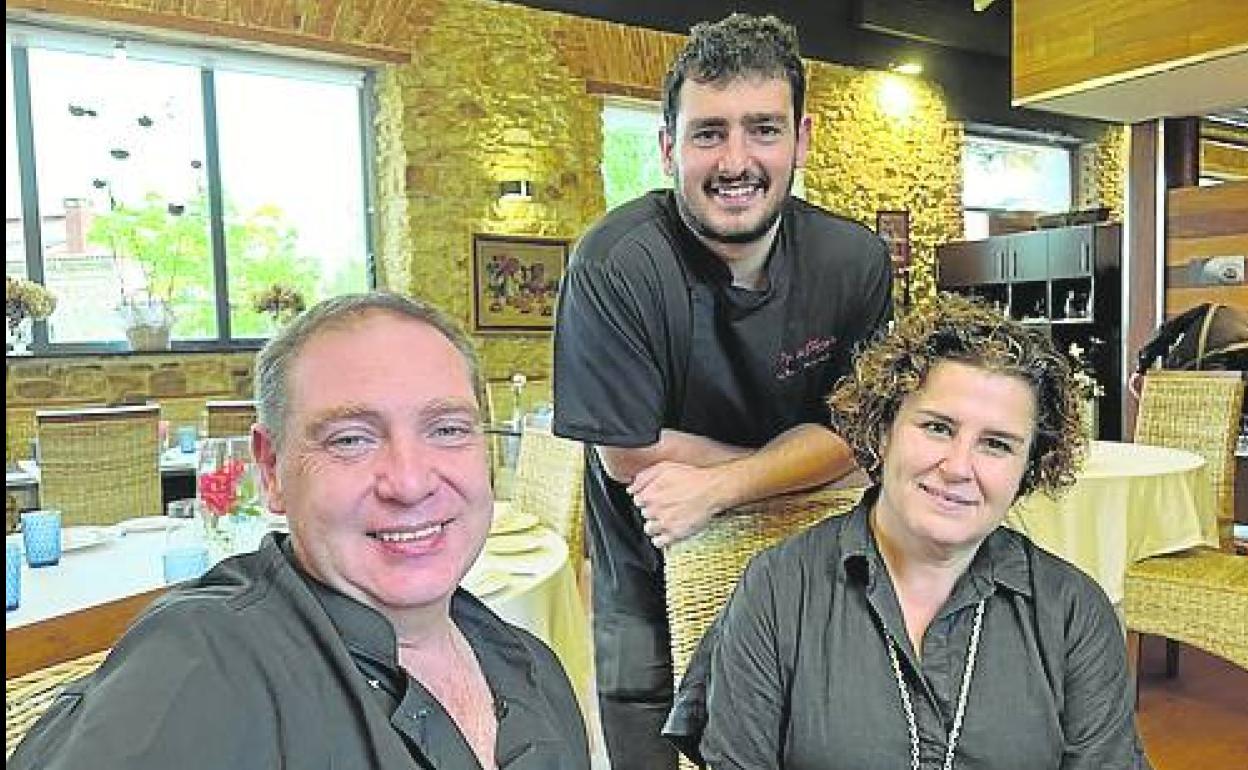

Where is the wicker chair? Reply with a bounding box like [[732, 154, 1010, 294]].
[[507, 426, 586, 565], [663, 486, 865, 680], [1124, 370, 1247, 675], [1132, 370, 1243, 547], [35, 405, 162, 527], [1123, 550, 1248, 671], [203, 400, 257, 439], [5, 650, 108, 758]]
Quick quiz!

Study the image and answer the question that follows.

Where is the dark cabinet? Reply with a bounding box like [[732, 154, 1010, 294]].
[[936, 224, 1123, 439], [936, 239, 1005, 286], [1048, 225, 1097, 279], [1004, 231, 1048, 282], [1048, 227, 1093, 279]]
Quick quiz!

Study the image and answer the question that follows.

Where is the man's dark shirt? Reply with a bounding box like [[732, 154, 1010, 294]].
[[667, 490, 1142, 770], [554, 190, 893, 621], [10, 534, 590, 770]]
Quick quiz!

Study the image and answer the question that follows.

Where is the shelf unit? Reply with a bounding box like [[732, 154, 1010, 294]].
[[936, 223, 1123, 439]]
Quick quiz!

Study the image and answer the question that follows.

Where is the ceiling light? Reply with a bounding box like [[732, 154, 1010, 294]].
[[890, 61, 923, 76]]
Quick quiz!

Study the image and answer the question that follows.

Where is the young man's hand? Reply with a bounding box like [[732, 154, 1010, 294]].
[[630, 462, 729, 549]]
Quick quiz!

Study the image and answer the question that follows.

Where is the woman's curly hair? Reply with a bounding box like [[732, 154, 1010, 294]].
[[828, 294, 1085, 499]]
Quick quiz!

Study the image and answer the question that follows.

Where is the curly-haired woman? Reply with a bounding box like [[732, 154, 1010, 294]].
[[670, 294, 1143, 770]]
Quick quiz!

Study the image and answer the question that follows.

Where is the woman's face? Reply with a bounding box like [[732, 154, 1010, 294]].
[[872, 361, 1036, 562]]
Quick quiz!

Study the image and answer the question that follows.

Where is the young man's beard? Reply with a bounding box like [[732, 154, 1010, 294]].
[[674, 163, 795, 245]]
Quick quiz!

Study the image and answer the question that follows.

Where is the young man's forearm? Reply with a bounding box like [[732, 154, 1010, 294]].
[[595, 429, 751, 484], [598, 423, 855, 508], [706, 423, 856, 513]]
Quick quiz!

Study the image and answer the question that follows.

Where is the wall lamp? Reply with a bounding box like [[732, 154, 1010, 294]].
[[499, 180, 533, 200], [889, 61, 923, 76]]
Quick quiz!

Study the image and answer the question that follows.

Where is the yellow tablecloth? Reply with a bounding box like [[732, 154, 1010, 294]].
[[1006, 440, 1218, 604], [465, 525, 592, 707]]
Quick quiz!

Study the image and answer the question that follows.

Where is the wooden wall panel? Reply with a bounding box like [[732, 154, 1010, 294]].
[[1125, 121, 1162, 437], [1165, 181, 1248, 318], [551, 15, 683, 98], [1202, 141, 1248, 183], [1014, 0, 1248, 102], [1164, 286, 1248, 317]]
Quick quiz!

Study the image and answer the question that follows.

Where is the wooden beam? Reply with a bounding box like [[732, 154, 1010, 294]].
[[6, 0, 411, 65]]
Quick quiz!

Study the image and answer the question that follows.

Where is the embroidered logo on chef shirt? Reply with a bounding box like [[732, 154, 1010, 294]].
[[775, 335, 835, 380]]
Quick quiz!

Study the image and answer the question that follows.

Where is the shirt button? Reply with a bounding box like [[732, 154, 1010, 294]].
[[411, 707, 431, 720]]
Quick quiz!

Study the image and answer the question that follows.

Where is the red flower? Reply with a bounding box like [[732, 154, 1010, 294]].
[[197, 459, 250, 516]]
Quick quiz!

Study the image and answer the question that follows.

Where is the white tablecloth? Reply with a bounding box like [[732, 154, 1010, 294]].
[[7, 520, 590, 703], [1005, 440, 1218, 604]]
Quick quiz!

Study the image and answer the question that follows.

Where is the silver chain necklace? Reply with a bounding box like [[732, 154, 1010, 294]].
[[886, 598, 987, 770]]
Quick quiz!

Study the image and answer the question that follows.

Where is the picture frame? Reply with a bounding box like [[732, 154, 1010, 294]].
[[875, 210, 910, 270], [472, 234, 570, 333]]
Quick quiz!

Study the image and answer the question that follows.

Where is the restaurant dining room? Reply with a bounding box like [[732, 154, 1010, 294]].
[[5, 1, 1246, 768]]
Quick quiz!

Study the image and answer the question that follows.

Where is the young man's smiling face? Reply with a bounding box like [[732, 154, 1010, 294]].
[[661, 75, 810, 249]]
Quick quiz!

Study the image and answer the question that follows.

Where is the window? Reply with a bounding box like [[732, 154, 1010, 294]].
[[962, 134, 1072, 239], [5, 26, 374, 351], [601, 99, 669, 212]]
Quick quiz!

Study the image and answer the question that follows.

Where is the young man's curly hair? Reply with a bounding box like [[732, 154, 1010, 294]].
[[661, 13, 806, 133], [828, 294, 1086, 499]]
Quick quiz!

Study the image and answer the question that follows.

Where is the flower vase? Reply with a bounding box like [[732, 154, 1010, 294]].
[[7, 317, 32, 355], [1080, 397, 1099, 443], [197, 436, 266, 555], [119, 298, 173, 351]]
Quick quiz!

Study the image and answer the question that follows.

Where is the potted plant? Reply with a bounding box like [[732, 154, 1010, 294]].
[[89, 194, 200, 351], [6, 276, 57, 355]]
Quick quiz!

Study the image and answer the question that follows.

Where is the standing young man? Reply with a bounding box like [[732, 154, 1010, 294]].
[[553, 13, 893, 770]]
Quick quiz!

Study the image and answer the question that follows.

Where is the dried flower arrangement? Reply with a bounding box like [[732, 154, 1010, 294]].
[[252, 283, 306, 324], [5, 276, 57, 332]]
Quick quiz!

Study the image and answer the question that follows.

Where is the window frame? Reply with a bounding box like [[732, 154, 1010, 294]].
[[6, 27, 378, 356]]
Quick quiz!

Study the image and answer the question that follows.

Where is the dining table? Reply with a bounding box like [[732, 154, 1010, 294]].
[[1005, 439, 1219, 605], [5, 512, 592, 707]]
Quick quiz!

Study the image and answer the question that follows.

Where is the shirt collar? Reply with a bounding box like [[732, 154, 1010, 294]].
[[276, 536, 564, 751], [661, 190, 792, 295], [835, 486, 1034, 600]]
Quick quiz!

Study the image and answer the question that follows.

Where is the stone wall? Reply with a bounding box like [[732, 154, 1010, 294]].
[[803, 65, 964, 308], [1075, 124, 1127, 220], [5, 352, 255, 462], [374, 0, 604, 385]]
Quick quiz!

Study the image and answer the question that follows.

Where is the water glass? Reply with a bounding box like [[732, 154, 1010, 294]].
[[21, 509, 61, 567], [162, 541, 208, 581], [166, 498, 199, 520], [165, 497, 209, 583], [177, 425, 199, 454], [5, 540, 20, 611]]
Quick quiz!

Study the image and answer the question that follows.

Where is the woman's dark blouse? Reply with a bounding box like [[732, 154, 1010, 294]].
[[678, 490, 1143, 770]]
